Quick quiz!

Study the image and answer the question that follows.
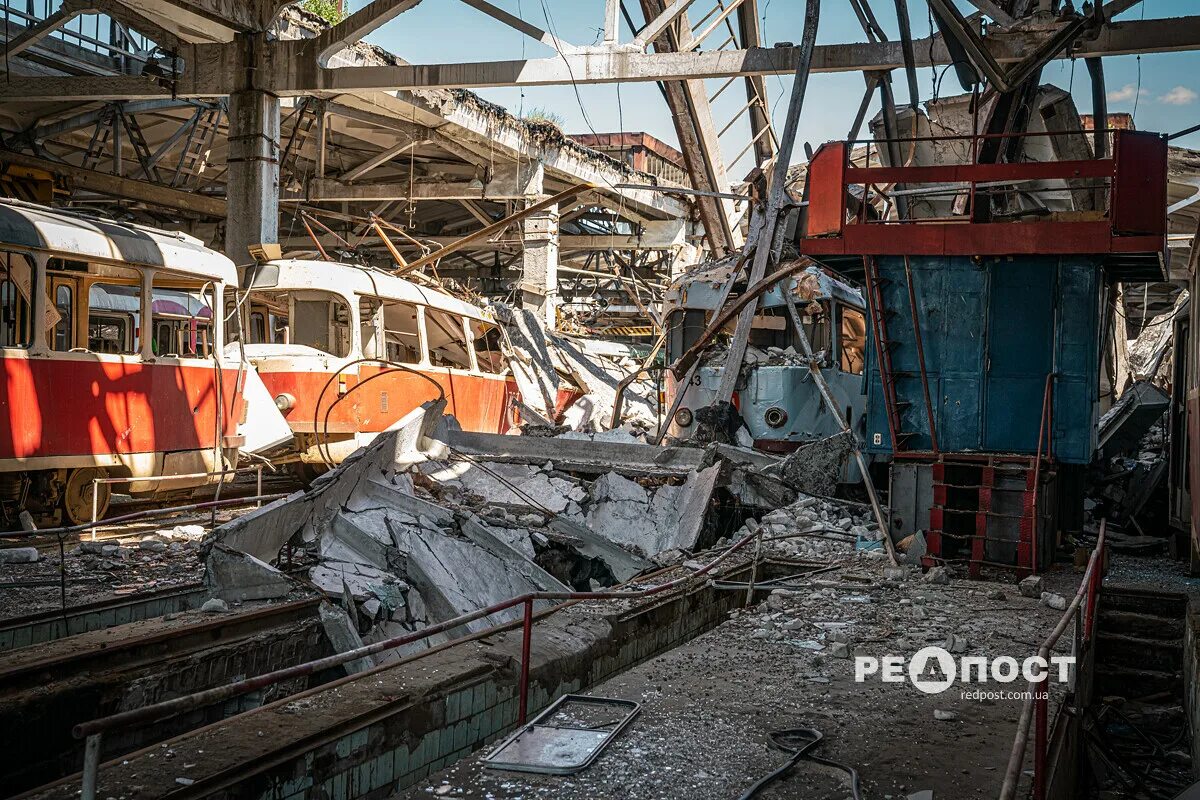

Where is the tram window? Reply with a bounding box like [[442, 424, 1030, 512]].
[[360, 297, 382, 359], [425, 309, 471, 370], [88, 315, 132, 354], [381, 301, 421, 364], [151, 283, 214, 358], [748, 308, 789, 350], [797, 302, 830, 365], [468, 320, 506, 375], [0, 252, 34, 348], [666, 309, 708, 362], [87, 283, 140, 355], [292, 295, 351, 358], [224, 298, 241, 344], [839, 305, 867, 375], [249, 311, 267, 343], [53, 284, 73, 351]]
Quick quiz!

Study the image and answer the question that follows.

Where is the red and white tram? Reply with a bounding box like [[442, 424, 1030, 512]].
[[0, 200, 246, 524], [238, 259, 515, 468]]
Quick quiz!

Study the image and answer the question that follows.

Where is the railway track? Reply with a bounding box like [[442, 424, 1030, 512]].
[[0, 596, 321, 691], [1, 594, 327, 795], [0, 582, 206, 652]]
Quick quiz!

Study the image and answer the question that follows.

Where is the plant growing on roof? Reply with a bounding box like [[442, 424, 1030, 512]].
[[522, 108, 566, 129], [302, 0, 346, 25]]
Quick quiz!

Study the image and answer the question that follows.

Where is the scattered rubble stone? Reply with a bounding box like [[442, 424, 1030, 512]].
[[200, 598, 229, 613], [933, 709, 959, 721], [1041, 592, 1068, 611], [922, 566, 950, 585], [1019, 575, 1044, 598], [0, 547, 39, 564], [943, 633, 968, 654]]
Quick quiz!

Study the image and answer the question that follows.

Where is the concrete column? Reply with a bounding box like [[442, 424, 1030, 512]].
[[520, 201, 559, 328], [225, 89, 281, 263]]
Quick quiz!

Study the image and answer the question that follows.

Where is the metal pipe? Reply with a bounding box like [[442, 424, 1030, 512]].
[[744, 519, 763, 605], [80, 733, 102, 800], [998, 519, 1107, 800], [0, 493, 289, 541], [74, 527, 758, 741], [782, 282, 897, 565], [519, 598, 534, 725]]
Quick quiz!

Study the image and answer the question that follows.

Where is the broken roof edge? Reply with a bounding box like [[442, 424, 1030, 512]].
[[275, 4, 687, 220]]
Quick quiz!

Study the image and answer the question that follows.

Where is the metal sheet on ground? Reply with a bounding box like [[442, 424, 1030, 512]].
[[483, 695, 640, 775]]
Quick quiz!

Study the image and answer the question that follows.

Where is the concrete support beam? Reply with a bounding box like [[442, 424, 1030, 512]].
[[4, 16, 1200, 101], [291, 15, 1200, 92], [225, 89, 280, 262], [317, 0, 425, 64], [310, 160, 542, 202], [520, 202, 559, 329]]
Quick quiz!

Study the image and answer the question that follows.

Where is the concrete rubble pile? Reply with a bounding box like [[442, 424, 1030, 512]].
[[203, 401, 767, 666], [491, 303, 659, 438], [1088, 380, 1171, 546], [729, 547, 1074, 697], [1125, 289, 1188, 387]]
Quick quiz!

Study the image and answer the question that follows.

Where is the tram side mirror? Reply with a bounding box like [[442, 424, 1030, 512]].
[[241, 262, 280, 290]]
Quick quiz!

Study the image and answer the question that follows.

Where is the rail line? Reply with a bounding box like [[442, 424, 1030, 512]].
[[0, 596, 321, 690]]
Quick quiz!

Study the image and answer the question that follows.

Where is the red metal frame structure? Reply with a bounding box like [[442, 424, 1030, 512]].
[[999, 520, 1107, 800], [800, 130, 1168, 259]]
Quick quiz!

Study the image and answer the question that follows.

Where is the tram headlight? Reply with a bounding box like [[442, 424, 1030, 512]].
[[764, 406, 788, 428], [674, 407, 693, 428], [274, 393, 296, 412]]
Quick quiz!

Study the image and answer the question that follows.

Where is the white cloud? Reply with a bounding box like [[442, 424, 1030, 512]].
[[1107, 83, 1149, 103], [1159, 86, 1199, 106]]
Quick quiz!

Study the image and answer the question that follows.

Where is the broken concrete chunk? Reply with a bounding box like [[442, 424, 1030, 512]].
[[1018, 575, 1043, 598], [200, 598, 229, 613], [932, 709, 958, 721], [1041, 592, 1068, 611], [584, 465, 719, 558], [922, 566, 950, 585], [0, 547, 38, 564], [318, 601, 375, 675], [310, 562, 402, 602], [943, 633, 968, 654], [319, 511, 398, 572], [206, 545, 293, 602]]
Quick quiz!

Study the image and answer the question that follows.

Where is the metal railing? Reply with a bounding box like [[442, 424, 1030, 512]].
[[72, 523, 765, 800], [847, 129, 1119, 227], [89, 464, 266, 531], [999, 518, 1107, 800], [1030, 372, 1057, 575]]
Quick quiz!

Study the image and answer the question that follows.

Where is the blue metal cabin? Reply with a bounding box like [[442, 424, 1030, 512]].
[[798, 126, 1169, 573], [862, 254, 1100, 465]]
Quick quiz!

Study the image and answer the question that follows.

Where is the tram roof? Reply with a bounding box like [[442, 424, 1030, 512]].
[[0, 200, 237, 283], [248, 259, 492, 321]]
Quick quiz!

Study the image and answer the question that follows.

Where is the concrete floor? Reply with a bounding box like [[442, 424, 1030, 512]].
[[398, 556, 1082, 800]]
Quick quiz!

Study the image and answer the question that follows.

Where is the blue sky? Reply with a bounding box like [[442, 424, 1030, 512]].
[[361, 0, 1200, 177]]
